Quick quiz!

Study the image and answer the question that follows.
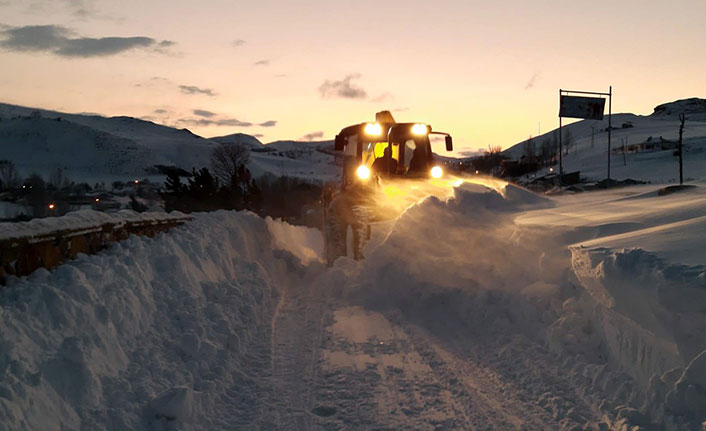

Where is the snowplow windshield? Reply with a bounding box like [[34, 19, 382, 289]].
[[362, 142, 399, 167]]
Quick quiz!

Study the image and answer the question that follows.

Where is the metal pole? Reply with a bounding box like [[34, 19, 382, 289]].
[[607, 86, 612, 181], [559, 119, 563, 178], [559, 89, 563, 179], [678, 113, 685, 185]]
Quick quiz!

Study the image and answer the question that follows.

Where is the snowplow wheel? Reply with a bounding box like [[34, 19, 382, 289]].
[[324, 206, 346, 266], [324, 195, 371, 265], [350, 206, 371, 261]]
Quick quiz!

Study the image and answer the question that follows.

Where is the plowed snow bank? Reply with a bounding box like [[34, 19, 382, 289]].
[[0, 211, 320, 430]]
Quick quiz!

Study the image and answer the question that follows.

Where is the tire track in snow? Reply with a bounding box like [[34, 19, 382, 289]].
[[266, 281, 329, 430]]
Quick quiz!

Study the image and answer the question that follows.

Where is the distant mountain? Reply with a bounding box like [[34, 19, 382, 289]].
[[652, 98, 706, 121], [503, 98, 706, 183], [0, 102, 340, 185], [0, 103, 218, 183], [210, 133, 264, 150]]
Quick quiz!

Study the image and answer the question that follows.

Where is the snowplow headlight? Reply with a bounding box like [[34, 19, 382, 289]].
[[412, 123, 428, 136], [430, 166, 443, 179], [356, 165, 371, 180], [364, 123, 383, 136]]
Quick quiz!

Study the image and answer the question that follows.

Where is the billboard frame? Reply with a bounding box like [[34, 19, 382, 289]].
[[558, 87, 612, 181]]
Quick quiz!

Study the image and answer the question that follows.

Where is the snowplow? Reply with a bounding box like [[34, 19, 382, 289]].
[[324, 111, 454, 264]]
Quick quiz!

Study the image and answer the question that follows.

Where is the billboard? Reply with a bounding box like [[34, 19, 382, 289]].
[[560, 95, 606, 120]]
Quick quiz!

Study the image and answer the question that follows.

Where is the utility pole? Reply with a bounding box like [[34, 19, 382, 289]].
[[678, 113, 686, 185], [607, 86, 612, 182], [559, 87, 611, 183], [558, 89, 563, 179]]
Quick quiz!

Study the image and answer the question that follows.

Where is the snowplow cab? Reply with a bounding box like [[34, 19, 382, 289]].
[[334, 111, 453, 189], [325, 111, 454, 264]]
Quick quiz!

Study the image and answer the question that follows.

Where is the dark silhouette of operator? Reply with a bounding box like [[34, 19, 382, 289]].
[[371, 146, 398, 175], [407, 145, 427, 174]]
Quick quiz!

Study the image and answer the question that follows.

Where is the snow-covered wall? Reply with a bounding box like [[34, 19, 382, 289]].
[[569, 245, 706, 422], [0, 211, 321, 430]]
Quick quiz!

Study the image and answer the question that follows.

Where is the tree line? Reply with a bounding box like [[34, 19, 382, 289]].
[[161, 143, 324, 227]]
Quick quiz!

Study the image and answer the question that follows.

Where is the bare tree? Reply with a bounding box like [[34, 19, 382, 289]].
[[49, 167, 70, 189], [210, 144, 251, 185], [486, 145, 502, 155], [0, 160, 20, 190]]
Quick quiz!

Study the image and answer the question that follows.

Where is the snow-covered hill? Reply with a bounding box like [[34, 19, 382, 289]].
[[0, 103, 340, 185], [209, 133, 265, 150], [0, 103, 217, 183], [248, 140, 339, 182], [504, 98, 706, 183]]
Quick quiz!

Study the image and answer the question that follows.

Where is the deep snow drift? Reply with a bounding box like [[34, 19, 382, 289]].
[[326, 180, 706, 429], [0, 211, 321, 430]]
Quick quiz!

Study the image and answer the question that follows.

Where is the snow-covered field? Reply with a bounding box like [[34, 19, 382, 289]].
[[1, 175, 705, 430], [504, 99, 706, 184]]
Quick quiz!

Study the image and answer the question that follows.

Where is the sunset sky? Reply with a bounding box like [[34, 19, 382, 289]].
[[1, 0, 704, 155]]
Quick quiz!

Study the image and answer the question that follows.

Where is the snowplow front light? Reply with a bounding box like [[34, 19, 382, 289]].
[[364, 123, 383, 136], [430, 166, 443, 179], [412, 123, 428, 136], [356, 165, 371, 180]]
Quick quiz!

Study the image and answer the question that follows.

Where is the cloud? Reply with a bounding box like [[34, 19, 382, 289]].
[[153, 108, 168, 114], [252, 133, 264, 138], [177, 117, 253, 127], [524, 72, 540, 90], [319, 74, 367, 99], [232, 39, 246, 47], [216, 118, 252, 127], [179, 85, 217, 97], [0, 24, 173, 57], [275, 74, 287, 78], [63, 0, 96, 18], [254, 59, 269, 66], [298, 131, 324, 141], [371, 92, 393, 103], [458, 149, 484, 158], [193, 109, 216, 117], [172, 109, 276, 129]]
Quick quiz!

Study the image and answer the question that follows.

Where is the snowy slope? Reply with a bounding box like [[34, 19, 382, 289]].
[[209, 133, 265, 150], [248, 140, 340, 182], [0, 103, 218, 183], [0, 102, 340, 185], [504, 98, 706, 183]]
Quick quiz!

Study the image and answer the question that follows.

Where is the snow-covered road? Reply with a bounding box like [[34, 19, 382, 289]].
[[1, 179, 705, 430], [236, 268, 600, 430]]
